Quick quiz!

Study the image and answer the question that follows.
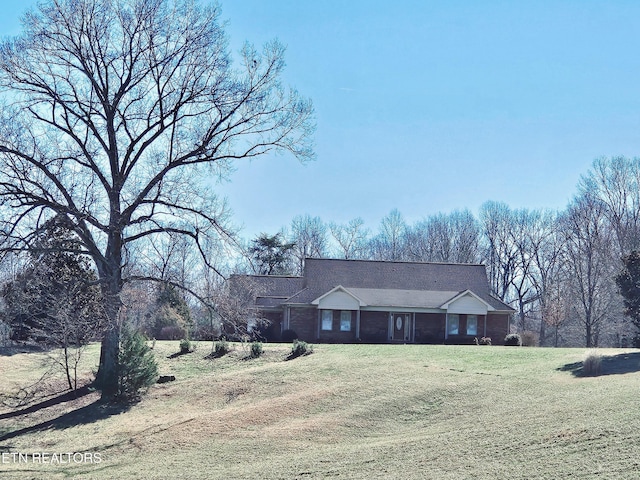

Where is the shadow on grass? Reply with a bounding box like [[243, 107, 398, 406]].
[[0, 385, 93, 421], [166, 350, 192, 359], [557, 351, 640, 377], [0, 397, 130, 443], [0, 344, 46, 356]]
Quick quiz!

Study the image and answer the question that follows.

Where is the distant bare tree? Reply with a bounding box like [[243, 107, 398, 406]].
[[479, 201, 518, 302], [527, 210, 565, 344], [0, 0, 314, 398], [289, 214, 328, 274], [369, 209, 407, 261], [449, 210, 482, 263], [542, 279, 572, 347], [505, 209, 530, 331], [406, 215, 450, 262], [406, 210, 481, 263], [579, 156, 640, 257], [561, 194, 618, 347], [217, 275, 268, 342], [329, 218, 370, 260]]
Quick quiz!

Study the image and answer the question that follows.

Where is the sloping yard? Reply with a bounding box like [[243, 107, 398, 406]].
[[1, 342, 640, 479]]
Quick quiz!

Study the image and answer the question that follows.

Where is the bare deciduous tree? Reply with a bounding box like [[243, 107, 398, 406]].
[[329, 218, 370, 260], [561, 194, 617, 347], [369, 209, 407, 261], [289, 214, 328, 274], [579, 156, 640, 257], [406, 210, 481, 264], [524, 210, 564, 344], [0, 0, 314, 398], [479, 201, 518, 302], [217, 274, 268, 342]]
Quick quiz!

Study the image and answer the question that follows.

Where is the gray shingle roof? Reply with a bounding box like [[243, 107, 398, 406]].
[[227, 274, 304, 309], [286, 258, 513, 312], [347, 288, 461, 309]]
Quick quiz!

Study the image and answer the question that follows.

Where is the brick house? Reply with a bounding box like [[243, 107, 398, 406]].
[[230, 258, 514, 345]]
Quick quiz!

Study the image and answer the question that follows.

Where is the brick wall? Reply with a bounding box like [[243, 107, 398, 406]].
[[486, 313, 510, 345], [288, 307, 318, 342], [359, 311, 389, 343], [415, 313, 445, 344], [284, 308, 510, 345]]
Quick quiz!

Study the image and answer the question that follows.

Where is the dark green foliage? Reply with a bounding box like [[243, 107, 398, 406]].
[[504, 333, 522, 346], [249, 233, 295, 275], [3, 218, 105, 344], [151, 284, 192, 340], [288, 339, 313, 359], [179, 338, 191, 354], [156, 284, 192, 324], [475, 337, 492, 346], [250, 341, 263, 358], [616, 251, 640, 334], [116, 327, 158, 402], [214, 339, 230, 357]]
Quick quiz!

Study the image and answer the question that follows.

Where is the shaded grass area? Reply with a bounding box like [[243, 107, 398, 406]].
[[558, 351, 640, 377], [1, 342, 640, 479]]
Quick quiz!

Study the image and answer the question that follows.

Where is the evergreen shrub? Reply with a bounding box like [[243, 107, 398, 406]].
[[117, 327, 158, 401], [504, 333, 522, 346]]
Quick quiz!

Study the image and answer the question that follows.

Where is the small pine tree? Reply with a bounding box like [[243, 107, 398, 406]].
[[116, 327, 158, 402]]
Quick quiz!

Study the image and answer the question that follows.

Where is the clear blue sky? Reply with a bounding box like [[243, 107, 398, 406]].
[[3, 1, 640, 239]]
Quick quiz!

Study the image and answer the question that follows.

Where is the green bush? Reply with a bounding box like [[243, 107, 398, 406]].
[[504, 333, 522, 346], [582, 350, 602, 376], [117, 327, 158, 402], [250, 341, 263, 358], [214, 338, 230, 357], [179, 338, 191, 354], [288, 339, 313, 359]]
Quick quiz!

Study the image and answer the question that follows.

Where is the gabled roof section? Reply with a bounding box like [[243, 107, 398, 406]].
[[439, 289, 496, 311], [311, 285, 367, 306]]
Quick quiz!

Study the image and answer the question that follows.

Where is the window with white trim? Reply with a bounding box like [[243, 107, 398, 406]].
[[447, 314, 459, 335], [466, 315, 478, 336], [340, 311, 351, 331], [321, 310, 333, 331]]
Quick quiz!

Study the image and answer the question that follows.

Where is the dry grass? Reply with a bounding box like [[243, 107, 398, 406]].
[[1, 342, 640, 479], [582, 349, 602, 376]]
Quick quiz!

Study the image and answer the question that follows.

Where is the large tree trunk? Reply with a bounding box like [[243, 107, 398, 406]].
[[96, 326, 120, 398], [538, 316, 547, 346], [95, 240, 123, 400]]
